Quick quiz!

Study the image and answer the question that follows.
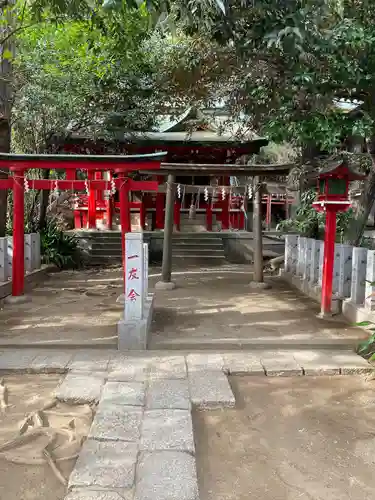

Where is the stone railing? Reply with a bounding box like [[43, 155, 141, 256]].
[[0, 233, 41, 283], [283, 234, 375, 318]]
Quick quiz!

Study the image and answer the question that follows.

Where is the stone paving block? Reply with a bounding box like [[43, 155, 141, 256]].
[[30, 351, 73, 373], [0, 349, 38, 371], [101, 381, 145, 407], [331, 352, 373, 375], [146, 379, 190, 410], [69, 351, 111, 372], [149, 356, 187, 380], [54, 372, 105, 404], [293, 351, 341, 375], [108, 356, 150, 382], [260, 351, 303, 376], [69, 439, 138, 490], [188, 370, 235, 409], [89, 405, 143, 442], [140, 409, 194, 453], [222, 352, 265, 375], [186, 353, 224, 373], [135, 451, 199, 500], [65, 490, 133, 500]]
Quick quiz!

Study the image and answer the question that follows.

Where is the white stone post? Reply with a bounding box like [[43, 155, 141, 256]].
[[7, 236, 12, 279], [32, 233, 41, 270], [350, 247, 367, 305], [337, 244, 353, 298], [143, 242, 149, 300], [284, 234, 298, 274], [125, 232, 144, 321], [303, 238, 313, 281], [0, 237, 8, 282], [309, 240, 322, 285], [365, 250, 375, 311], [318, 241, 324, 287], [24, 233, 33, 273], [297, 237, 307, 277]]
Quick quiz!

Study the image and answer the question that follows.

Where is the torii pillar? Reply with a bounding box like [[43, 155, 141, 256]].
[[155, 174, 176, 290]]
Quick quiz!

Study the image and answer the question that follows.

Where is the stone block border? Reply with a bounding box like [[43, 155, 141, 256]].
[[0, 348, 372, 500]]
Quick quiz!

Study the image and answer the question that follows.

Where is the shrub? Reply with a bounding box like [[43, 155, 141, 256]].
[[41, 218, 80, 269]]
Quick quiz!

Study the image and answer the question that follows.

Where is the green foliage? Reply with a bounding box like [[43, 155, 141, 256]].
[[41, 218, 79, 268], [277, 189, 354, 241]]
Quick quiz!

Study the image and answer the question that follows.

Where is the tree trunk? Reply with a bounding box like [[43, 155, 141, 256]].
[[0, 3, 14, 237], [344, 137, 375, 246], [0, 120, 9, 236], [38, 169, 50, 231]]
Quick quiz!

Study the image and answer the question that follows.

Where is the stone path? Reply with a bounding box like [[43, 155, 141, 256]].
[[0, 348, 372, 500]]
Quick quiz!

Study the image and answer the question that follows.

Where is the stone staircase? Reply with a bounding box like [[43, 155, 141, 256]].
[[77, 231, 123, 266], [172, 233, 226, 266], [179, 212, 220, 232]]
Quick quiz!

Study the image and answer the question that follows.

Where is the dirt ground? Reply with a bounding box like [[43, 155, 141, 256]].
[[0, 374, 92, 500], [194, 375, 375, 500], [150, 270, 363, 349]]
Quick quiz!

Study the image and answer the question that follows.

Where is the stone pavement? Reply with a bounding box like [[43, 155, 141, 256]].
[[0, 348, 372, 500]]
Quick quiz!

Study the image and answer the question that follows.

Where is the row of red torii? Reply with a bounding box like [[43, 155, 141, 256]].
[[0, 152, 167, 299]]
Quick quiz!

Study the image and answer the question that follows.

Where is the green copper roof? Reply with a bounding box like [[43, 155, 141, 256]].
[[0, 152, 167, 163]]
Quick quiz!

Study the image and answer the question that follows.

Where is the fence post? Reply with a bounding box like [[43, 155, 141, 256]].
[[350, 247, 368, 305], [24, 234, 33, 273], [337, 244, 353, 298], [0, 237, 8, 282], [303, 238, 313, 281], [32, 233, 41, 270], [284, 234, 298, 274], [297, 237, 307, 277], [365, 250, 375, 311], [310, 239, 322, 285]]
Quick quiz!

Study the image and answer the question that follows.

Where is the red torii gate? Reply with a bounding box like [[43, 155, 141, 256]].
[[0, 152, 166, 298]]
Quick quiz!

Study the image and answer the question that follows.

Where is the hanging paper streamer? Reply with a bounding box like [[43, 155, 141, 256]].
[[84, 179, 89, 195], [248, 184, 253, 199], [221, 187, 226, 200], [110, 178, 116, 195], [53, 180, 59, 198], [24, 177, 30, 193], [177, 183, 181, 199], [204, 187, 209, 202]]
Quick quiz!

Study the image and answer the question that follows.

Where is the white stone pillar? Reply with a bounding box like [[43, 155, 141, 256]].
[[318, 241, 324, 287], [365, 250, 375, 311], [309, 239, 322, 285], [125, 232, 144, 321], [24, 233, 33, 273], [143, 242, 149, 300], [32, 233, 41, 270], [350, 247, 367, 305], [337, 244, 353, 298], [297, 237, 307, 277], [303, 238, 313, 281], [0, 237, 8, 282], [284, 234, 298, 274], [7, 236, 12, 279]]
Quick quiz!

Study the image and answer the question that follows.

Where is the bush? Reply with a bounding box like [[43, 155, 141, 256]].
[[41, 218, 80, 269]]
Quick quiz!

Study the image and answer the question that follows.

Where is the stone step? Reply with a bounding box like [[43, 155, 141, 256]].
[[171, 249, 225, 256], [173, 254, 225, 259]]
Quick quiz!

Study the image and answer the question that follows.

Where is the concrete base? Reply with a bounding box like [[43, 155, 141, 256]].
[[4, 294, 30, 305], [155, 281, 176, 291], [281, 271, 341, 315], [342, 299, 375, 325], [117, 294, 154, 350], [249, 281, 271, 290]]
